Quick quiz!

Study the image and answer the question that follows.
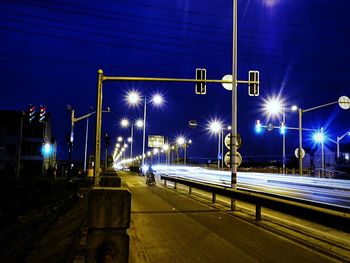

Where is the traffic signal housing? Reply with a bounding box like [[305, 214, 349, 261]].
[[195, 68, 207, 95], [280, 122, 286, 134], [248, 71, 259, 96], [255, 119, 262, 133], [39, 105, 47, 123], [28, 104, 36, 122]]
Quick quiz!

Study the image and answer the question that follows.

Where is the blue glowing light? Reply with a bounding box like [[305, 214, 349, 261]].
[[280, 122, 286, 134], [313, 131, 325, 143], [42, 143, 52, 156], [255, 120, 262, 133]]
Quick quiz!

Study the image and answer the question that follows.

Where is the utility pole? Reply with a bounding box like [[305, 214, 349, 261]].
[[230, 0, 238, 210]]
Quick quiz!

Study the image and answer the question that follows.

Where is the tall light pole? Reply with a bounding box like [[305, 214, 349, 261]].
[[231, 0, 238, 211], [120, 118, 143, 159], [209, 120, 223, 170], [313, 129, 325, 175], [336, 131, 350, 161], [298, 96, 349, 175], [264, 98, 298, 173], [126, 91, 164, 166], [176, 136, 185, 164]]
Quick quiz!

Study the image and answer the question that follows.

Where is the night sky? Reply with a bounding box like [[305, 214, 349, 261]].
[[1, 0, 349, 164]]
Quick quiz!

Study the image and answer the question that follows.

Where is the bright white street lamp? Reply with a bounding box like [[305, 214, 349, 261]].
[[264, 97, 298, 173], [265, 98, 282, 116], [120, 118, 143, 159], [313, 128, 325, 175], [126, 91, 164, 166], [208, 120, 223, 169]]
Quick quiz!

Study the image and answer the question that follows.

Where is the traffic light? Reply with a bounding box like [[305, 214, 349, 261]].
[[195, 68, 206, 95], [105, 133, 111, 147], [28, 104, 36, 122], [255, 119, 262, 133], [280, 122, 286, 134], [248, 70, 259, 96], [39, 105, 46, 123]]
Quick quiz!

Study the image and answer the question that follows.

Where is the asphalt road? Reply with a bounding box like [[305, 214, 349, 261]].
[[120, 172, 337, 263]]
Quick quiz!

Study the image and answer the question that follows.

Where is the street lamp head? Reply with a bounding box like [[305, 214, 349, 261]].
[[120, 118, 129, 127], [291, 105, 298, 111], [162, 144, 169, 151], [127, 137, 132, 143], [208, 120, 222, 134], [188, 139, 192, 144], [313, 131, 325, 143], [151, 93, 164, 106], [264, 98, 282, 115], [126, 91, 141, 105], [117, 136, 123, 142], [135, 119, 143, 128], [176, 136, 185, 146]]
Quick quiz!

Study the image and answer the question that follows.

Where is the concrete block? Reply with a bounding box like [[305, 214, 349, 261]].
[[85, 230, 129, 263], [100, 176, 121, 187], [88, 188, 131, 229]]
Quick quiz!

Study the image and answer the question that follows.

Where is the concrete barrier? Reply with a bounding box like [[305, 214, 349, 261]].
[[100, 176, 121, 187], [86, 188, 131, 263]]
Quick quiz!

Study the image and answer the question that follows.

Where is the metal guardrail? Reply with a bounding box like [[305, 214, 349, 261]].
[[160, 175, 350, 232]]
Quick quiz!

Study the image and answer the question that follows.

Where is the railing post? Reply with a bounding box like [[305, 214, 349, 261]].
[[174, 182, 177, 189], [212, 193, 216, 203], [163, 179, 167, 187], [255, 203, 262, 221], [189, 186, 192, 195]]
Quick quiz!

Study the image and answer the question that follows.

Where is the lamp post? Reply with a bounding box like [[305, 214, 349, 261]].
[[313, 128, 325, 175], [298, 96, 349, 175], [176, 136, 185, 164], [336, 131, 350, 161], [126, 91, 164, 166], [162, 144, 170, 164], [209, 120, 223, 170], [264, 98, 298, 173], [120, 118, 143, 159], [67, 105, 111, 174]]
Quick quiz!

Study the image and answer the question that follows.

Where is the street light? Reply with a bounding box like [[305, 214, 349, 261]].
[[126, 91, 164, 166], [313, 128, 325, 175], [120, 118, 143, 159], [264, 97, 297, 173], [208, 120, 223, 169], [298, 96, 350, 175], [67, 105, 111, 174], [176, 136, 191, 165], [336, 131, 350, 161]]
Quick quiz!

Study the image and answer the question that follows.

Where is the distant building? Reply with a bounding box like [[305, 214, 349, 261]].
[[0, 110, 56, 177]]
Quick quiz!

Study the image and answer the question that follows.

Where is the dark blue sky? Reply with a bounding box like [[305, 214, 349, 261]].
[[0, 0, 349, 163]]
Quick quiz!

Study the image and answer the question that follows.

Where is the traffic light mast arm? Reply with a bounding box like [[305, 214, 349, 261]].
[[72, 109, 110, 123], [303, 101, 338, 113], [102, 75, 258, 85], [259, 124, 317, 132]]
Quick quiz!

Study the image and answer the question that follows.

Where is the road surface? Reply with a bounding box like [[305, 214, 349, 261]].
[[121, 172, 338, 263]]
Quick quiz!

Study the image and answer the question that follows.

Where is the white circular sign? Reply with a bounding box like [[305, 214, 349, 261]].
[[338, 96, 350, 110], [224, 133, 241, 150], [224, 151, 242, 167], [294, 148, 305, 159], [222, 75, 232, 90], [267, 122, 274, 132]]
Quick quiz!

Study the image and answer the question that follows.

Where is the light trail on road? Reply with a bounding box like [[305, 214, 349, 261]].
[[148, 164, 350, 208]]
